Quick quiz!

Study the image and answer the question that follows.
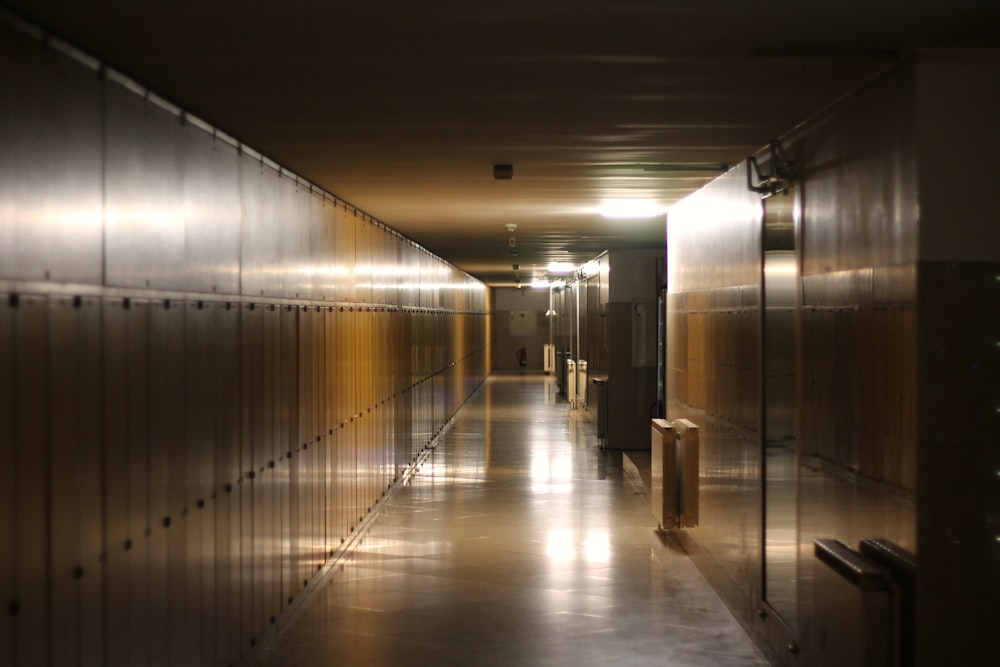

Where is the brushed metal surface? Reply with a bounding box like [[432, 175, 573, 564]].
[[104, 82, 186, 291], [336, 206, 357, 303], [667, 160, 763, 630], [77, 297, 105, 666], [183, 125, 241, 294], [0, 297, 12, 663], [13, 296, 50, 666], [240, 158, 282, 298], [124, 299, 152, 665], [101, 299, 130, 667], [2, 22, 490, 667], [0, 27, 103, 285]]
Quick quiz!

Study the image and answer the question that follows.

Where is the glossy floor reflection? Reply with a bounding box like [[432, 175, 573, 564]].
[[256, 374, 769, 667]]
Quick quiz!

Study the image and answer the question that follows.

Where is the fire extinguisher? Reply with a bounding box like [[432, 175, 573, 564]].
[[517, 347, 527, 367]]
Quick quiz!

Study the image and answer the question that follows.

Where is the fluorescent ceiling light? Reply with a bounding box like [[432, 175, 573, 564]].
[[546, 261, 576, 274], [530, 278, 552, 289], [599, 199, 665, 219]]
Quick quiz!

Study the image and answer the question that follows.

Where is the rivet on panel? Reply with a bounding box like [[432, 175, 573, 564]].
[[8, 293, 20, 308], [73, 295, 82, 308], [197, 499, 205, 509], [72, 566, 84, 579], [124, 538, 132, 551], [163, 516, 171, 528]]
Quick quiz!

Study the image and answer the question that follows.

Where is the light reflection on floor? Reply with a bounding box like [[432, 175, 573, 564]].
[[256, 373, 769, 667]]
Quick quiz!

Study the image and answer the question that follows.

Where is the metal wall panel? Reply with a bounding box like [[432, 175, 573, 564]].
[[101, 300, 131, 667], [213, 302, 241, 666], [76, 297, 104, 667], [2, 18, 491, 667], [0, 296, 11, 664], [183, 125, 241, 294], [314, 198, 338, 300], [356, 219, 372, 304], [125, 300, 152, 666], [48, 300, 83, 667], [667, 162, 764, 636], [0, 27, 103, 285], [148, 300, 182, 667], [336, 207, 357, 303], [281, 177, 311, 301], [240, 159, 284, 299], [104, 83, 186, 291], [13, 296, 50, 666]]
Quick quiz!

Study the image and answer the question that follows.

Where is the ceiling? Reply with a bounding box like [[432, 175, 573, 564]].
[[6, 1, 1000, 286]]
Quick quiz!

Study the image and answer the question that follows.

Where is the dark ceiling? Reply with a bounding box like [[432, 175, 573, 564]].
[[6, 1, 1000, 285]]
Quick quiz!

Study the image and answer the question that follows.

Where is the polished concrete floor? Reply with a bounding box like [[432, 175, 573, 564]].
[[257, 374, 769, 667]]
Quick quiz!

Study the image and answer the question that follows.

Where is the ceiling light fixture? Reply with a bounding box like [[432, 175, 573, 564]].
[[546, 261, 576, 274], [599, 199, 665, 219]]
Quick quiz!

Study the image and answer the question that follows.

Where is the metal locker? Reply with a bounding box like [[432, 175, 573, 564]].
[[48, 297, 82, 667], [297, 306, 313, 577], [102, 299, 131, 667], [183, 302, 211, 666], [149, 299, 184, 667], [0, 296, 14, 663], [76, 297, 104, 667], [125, 300, 152, 665], [13, 295, 50, 666], [213, 302, 240, 665], [323, 307, 335, 551]]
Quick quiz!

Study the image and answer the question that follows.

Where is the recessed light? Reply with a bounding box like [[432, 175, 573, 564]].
[[599, 199, 664, 218], [546, 261, 576, 274]]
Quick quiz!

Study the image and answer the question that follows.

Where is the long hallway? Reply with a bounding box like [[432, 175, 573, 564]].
[[257, 374, 768, 667]]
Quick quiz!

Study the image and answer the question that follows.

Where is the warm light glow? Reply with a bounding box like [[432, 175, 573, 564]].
[[583, 532, 611, 563], [530, 278, 552, 289], [599, 199, 665, 218], [581, 261, 600, 277], [546, 261, 576, 274]]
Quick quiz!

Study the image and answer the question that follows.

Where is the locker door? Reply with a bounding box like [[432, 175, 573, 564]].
[[13, 296, 50, 666], [126, 300, 152, 666], [0, 297, 13, 664], [76, 297, 104, 667], [149, 300, 184, 667]]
